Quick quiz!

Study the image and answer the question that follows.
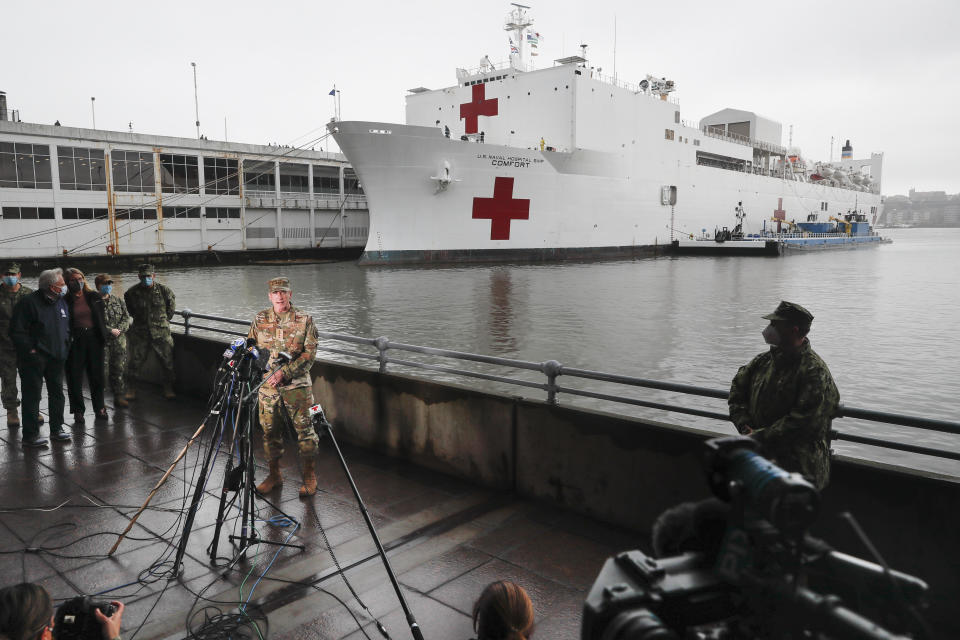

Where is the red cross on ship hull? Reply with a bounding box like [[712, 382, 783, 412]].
[[460, 84, 498, 135], [472, 177, 529, 240]]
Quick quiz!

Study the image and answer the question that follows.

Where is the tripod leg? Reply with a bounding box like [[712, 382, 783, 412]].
[[210, 398, 245, 562], [313, 411, 425, 640], [109, 415, 213, 556], [173, 410, 226, 573]]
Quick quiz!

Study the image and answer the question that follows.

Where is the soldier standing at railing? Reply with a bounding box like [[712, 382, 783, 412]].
[[124, 263, 176, 400], [248, 276, 320, 498], [96, 274, 130, 408], [728, 301, 839, 489], [1, 262, 33, 427]]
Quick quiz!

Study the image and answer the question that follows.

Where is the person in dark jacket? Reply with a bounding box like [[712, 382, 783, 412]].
[[64, 268, 110, 423], [728, 301, 839, 489], [9, 268, 72, 447]]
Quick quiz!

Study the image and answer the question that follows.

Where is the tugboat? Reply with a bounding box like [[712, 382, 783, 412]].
[[672, 202, 890, 255]]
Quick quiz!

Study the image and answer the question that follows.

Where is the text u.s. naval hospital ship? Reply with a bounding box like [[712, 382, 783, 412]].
[[330, 4, 885, 265]]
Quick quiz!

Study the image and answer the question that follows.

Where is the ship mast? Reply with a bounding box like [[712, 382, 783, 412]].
[[505, 3, 533, 71]]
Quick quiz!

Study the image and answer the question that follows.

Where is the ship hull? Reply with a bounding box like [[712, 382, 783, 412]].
[[332, 121, 883, 265]]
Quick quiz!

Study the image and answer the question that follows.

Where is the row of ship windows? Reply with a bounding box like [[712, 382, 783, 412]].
[[245, 226, 368, 239], [0, 143, 362, 195], [464, 75, 509, 87], [817, 203, 878, 215], [0, 206, 240, 220], [664, 130, 700, 145]]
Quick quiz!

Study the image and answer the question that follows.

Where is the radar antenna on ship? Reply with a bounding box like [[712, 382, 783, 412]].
[[505, 3, 534, 71]]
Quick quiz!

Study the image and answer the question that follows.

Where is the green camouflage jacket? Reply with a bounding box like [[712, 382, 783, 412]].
[[247, 305, 318, 391], [0, 283, 33, 351], [102, 294, 131, 336], [728, 340, 839, 489], [124, 281, 175, 337]]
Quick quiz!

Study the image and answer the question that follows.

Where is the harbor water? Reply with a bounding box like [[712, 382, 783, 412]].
[[108, 227, 959, 476]]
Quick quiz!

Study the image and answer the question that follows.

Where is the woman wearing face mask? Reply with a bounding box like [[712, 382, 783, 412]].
[[95, 274, 130, 408], [64, 268, 111, 423]]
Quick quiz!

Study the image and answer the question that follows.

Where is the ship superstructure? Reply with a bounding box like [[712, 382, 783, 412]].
[[331, 4, 883, 264]]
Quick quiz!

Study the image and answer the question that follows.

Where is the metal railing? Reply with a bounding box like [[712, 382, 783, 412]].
[[173, 310, 960, 464]]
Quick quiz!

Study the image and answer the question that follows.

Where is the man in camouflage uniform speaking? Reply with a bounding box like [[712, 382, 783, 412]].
[[124, 264, 176, 400], [1, 262, 32, 426], [728, 301, 840, 489], [247, 277, 320, 498]]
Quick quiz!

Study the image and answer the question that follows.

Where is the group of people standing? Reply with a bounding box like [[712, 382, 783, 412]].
[[0, 262, 177, 448]]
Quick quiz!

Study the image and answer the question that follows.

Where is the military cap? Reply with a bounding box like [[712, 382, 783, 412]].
[[269, 277, 291, 293], [2, 262, 20, 274], [137, 263, 155, 276], [763, 300, 814, 326]]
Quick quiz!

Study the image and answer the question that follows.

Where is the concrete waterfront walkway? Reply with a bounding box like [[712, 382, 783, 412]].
[[0, 386, 640, 639]]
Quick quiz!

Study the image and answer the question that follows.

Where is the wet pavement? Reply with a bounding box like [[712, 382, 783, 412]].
[[0, 385, 642, 639]]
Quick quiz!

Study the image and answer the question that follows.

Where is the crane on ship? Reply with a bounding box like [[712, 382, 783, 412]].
[[829, 216, 852, 235]]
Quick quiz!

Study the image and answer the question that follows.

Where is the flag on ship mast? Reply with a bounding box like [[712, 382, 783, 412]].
[[526, 32, 541, 56], [509, 38, 519, 55]]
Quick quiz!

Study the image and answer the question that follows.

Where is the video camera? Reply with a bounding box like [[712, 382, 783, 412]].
[[53, 597, 116, 640], [582, 437, 930, 640]]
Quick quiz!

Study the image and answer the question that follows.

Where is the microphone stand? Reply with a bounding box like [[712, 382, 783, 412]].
[[209, 351, 304, 563], [309, 405, 426, 640], [107, 367, 235, 557]]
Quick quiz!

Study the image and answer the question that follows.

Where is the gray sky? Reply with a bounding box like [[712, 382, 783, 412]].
[[4, 0, 957, 196]]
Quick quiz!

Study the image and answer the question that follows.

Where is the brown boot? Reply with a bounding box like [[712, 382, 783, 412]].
[[163, 383, 176, 400], [6, 409, 18, 427], [256, 458, 283, 494], [125, 388, 136, 400], [115, 396, 129, 408], [298, 456, 317, 498]]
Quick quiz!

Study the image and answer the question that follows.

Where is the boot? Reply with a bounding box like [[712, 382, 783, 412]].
[[163, 383, 176, 400], [6, 409, 18, 427], [115, 395, 129, 408], [299, 456, 317, 498], [125, 388, 136, 400], [256, 458, 283, 494]]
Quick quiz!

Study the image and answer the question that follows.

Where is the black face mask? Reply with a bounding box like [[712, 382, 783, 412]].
[[67, 280, 82, 293]]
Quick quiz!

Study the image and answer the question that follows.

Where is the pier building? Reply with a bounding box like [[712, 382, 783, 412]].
[[0, 111, 369, 259]]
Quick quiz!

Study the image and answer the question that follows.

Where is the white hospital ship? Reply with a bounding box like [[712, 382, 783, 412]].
[[331, 4, 883, 264]]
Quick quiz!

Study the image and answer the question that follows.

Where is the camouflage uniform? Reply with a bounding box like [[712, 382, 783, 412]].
[[101, 293, 130, 396], [0, 264, 32, 414], [124, 265, 176, 384], [247, 301, 319, 460], [728, 302, 839, 490]]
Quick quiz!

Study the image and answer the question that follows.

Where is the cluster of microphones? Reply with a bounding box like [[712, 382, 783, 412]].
[[217, 337, 291, 376]]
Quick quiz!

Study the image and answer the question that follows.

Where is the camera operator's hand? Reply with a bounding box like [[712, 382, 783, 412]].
[[94, 600, 124, 640]]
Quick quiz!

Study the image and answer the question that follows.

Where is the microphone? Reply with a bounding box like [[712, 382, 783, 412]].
[[250, 347, 272, 371], [217, 338, 248, 373], [652, 497, 729, 559]]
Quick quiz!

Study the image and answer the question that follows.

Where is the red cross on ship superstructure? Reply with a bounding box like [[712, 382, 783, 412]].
[[773, 198, 786, 233], [460, 84, 498, 134], [472, 177, 529, 240]]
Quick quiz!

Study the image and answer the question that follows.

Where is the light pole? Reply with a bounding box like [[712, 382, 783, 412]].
[[191, 62, 200, 139], [90, 97, 96, 129]]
